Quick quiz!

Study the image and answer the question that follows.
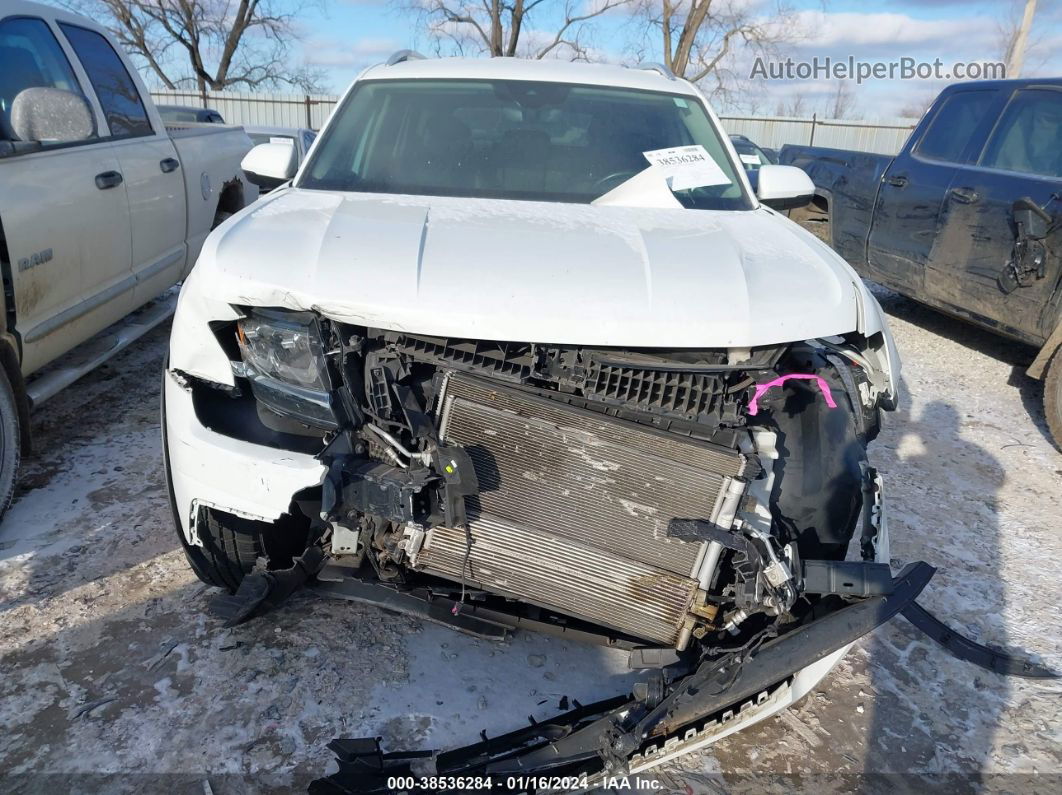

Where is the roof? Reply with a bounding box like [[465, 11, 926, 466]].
[[245, 125, 310, 135], [360, 56, 700, 96], [938, 77, 1062, 94], [2, 0, 110, 30]]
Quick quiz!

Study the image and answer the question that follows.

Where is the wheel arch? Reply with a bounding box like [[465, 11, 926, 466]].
[[0, 215, 30, 455], [1028, 318, 1062, 380], [0, 337, 31, 456]]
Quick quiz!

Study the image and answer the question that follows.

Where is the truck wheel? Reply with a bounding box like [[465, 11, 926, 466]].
[[0, 367, 21, 520], [1045, 347, 1062, 449]]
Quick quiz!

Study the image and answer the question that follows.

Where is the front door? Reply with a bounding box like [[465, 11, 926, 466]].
[[57, 22, 187, 310], [866, 88, 1001, 296], [927, 86, 1062, 344], [0, 14, 132, 375]]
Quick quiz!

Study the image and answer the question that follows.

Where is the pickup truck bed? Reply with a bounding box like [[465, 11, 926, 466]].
[[781, 146, 893, 264]]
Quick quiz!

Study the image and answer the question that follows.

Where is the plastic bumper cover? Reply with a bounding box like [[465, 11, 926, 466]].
[[164, 370, 326, 543]]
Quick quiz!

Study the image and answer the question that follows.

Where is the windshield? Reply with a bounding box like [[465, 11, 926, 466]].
[[299, 78, 751, 210]]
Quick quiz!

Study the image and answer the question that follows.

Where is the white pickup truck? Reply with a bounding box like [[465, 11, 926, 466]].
[[0, 0, 256, 514]]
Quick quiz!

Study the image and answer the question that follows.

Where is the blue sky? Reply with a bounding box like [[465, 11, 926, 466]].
[[228, 1, 1062, 119]]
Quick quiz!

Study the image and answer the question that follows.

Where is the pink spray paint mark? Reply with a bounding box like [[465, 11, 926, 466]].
[[747, 373, 837, 417]]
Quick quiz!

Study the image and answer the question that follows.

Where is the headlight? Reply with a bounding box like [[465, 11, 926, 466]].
[[235, 309, 336, 429]]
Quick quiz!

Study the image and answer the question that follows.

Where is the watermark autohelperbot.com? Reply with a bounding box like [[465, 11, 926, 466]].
[[750, 56, 1006, 83]]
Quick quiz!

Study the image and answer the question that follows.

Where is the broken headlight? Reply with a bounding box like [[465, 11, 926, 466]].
[[235, 309, 336, 429]]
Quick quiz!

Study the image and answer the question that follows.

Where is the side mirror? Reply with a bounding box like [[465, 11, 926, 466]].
[[1012, 196, 1050, 239], [241, 141, 298, 191], [10, 87, 96, 143], [756, 164, 815, 211]]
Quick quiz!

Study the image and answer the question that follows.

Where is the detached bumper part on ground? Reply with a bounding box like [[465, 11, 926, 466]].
[[309, 563, 934, 794]]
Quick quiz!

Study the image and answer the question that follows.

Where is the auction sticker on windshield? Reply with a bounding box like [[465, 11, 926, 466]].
[[642, 145, 731, 190]]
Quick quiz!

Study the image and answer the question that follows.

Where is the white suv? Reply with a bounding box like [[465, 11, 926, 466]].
[[163, 54, 923, 780]]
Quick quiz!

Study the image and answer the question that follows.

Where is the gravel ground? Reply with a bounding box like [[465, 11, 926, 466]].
[[1, 286, 1060, 793]]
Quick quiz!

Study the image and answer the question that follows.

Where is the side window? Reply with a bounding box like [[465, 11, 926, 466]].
[[980, 89, 1062, 179], [914, 90, 995, 164], [57, 23, 151, 138], [0, 17, 85, 141], [303, 131, 316, 152]]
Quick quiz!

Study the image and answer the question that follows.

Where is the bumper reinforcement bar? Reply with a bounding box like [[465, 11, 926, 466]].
[[309, 562, 935, 794]]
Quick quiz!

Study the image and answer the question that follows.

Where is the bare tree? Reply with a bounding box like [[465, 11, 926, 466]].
[[898, 90, 936, 121], [632, 0, 803, 102], [825, 80, 857, 119], [73, 0, 324, 92], [774, 93, 807, 117], [405, 0, 631, 60]]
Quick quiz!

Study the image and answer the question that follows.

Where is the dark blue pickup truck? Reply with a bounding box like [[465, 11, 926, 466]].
[[782, 78, 1062, 443]]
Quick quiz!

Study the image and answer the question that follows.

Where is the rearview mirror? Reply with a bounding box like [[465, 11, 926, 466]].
[[10, 87, 96, 143], [241, 141, 298, 191], [755, 164, 815, 211]]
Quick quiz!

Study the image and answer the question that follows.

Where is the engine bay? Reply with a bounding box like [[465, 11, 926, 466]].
[[194, 310, 897, 658]]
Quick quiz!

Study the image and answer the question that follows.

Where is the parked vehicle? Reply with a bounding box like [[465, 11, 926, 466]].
[[781, 78, 1062, 444], [157, 104, 225, 124], [165, 54, 926, 785], [0, 0, 256, 515], [243, 125, 316, 192], [729, 133, 778, 171]]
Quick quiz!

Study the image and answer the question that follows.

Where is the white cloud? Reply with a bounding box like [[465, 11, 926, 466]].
[[302, 36, 404, 69], [786, 10, 997, 57]]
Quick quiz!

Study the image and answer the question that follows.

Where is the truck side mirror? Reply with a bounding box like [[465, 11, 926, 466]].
[[241, 141, 298, 192], [10, 87, 96, 143], [756, 164, 815, 211], [1012, 197, 1050, 240]]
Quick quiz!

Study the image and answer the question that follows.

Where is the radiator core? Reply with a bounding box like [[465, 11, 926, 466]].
[[414, 373, 747, 646]]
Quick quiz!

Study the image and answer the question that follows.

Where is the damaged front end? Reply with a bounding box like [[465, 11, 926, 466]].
[[169, 303, 929, 789]]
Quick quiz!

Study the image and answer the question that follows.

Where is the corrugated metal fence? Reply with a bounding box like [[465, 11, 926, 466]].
[[150, 89, 338, 131], [149, 88, 918, 155], [721, 115, 917, 155]]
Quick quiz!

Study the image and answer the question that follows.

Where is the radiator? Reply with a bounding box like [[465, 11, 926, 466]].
[[414, 373, 748, 646]]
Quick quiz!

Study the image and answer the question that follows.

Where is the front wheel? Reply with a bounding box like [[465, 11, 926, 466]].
[[0, 367, 20, 520], [1045, 346, 1062, 450]]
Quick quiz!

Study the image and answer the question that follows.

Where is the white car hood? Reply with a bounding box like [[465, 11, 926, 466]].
[[202, 189, 860, 348]]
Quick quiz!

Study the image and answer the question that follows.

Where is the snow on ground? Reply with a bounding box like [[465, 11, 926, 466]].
[[1, 287, 1060, 793]]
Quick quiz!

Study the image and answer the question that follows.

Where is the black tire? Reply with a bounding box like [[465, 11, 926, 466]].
[[161, 370, 310, 592], [190, 508, 298, 593], [1045, 346, 1062, 450], [0, 366, 21, 520]]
